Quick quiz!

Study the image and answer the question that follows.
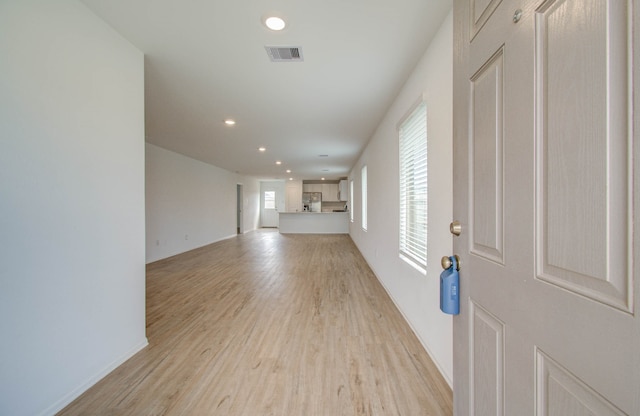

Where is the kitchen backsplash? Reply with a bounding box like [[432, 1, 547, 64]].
[[322, 201, 348, 212]]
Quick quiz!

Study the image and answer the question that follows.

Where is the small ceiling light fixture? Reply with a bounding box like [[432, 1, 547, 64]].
[[286, 169, 291, 173], [276, 161, 282, 165], [258, 147, 266, 152], [321, 177, 325, 181], [289, 177, 293, 181], [224, 119, 236, 126], [265, 16, 286, 31]]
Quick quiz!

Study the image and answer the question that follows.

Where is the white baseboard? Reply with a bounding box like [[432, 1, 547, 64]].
[[371, 271, 453, 388], [348, 237, 453, 389], [146, 233, 240, 264], [39, 338, 149, 416]]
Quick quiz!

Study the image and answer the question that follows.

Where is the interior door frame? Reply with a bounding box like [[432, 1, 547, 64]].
[[260, 180, 285, 228], [236, 183, 243, 234]]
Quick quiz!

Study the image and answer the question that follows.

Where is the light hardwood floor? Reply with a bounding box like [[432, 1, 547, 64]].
[[59, 230, 452, 415]]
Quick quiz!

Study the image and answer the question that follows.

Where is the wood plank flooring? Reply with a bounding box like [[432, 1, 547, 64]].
[[59, 230, 452, 415]]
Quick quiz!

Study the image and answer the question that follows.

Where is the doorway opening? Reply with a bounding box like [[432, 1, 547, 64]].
[[236, 184, 243, 234], [260, 181, 285, 228]]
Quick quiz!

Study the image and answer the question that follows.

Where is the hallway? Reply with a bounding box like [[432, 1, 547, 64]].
[[60, 230, 452, 415]]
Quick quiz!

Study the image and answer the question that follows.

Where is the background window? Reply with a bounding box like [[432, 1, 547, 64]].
[[399, 102, 427, 271], [361, 165, 367, 230], [264, 191, 276, 209], [349, 179, 354, 222]]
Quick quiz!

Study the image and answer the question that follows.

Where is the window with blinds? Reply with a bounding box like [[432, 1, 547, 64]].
[[349, 179, 354, 222], [361, 165, 368, 231], [399, 102, 427, 272], [264, 191, 276, 209]]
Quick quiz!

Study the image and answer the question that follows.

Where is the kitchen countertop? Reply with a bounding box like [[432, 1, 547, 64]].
[[279, 211, 349, 233], [282, 211, 347, 214]]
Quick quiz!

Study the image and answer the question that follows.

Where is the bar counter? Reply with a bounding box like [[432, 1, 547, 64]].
[[278, 212, 349, 234]]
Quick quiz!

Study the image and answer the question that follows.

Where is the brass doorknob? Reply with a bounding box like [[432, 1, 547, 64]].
[[441, 255, 461, 271], [450, 221, 462, 236]]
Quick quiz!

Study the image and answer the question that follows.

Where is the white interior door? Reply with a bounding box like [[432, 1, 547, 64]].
[[260, 181, 285, 228], [453, 1, 639, 414]]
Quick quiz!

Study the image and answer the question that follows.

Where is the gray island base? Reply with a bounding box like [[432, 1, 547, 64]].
[[278, 212, 349, 234]]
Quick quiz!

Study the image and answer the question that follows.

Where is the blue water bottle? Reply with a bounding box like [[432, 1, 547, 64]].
[[440, 256, 460, 315]]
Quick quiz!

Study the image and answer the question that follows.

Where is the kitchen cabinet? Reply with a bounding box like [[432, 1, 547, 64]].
[[321, 183, 340, 202], [303, 182, 340, 201], [303, 183, 322, 193], [339, 180, 348, 201]]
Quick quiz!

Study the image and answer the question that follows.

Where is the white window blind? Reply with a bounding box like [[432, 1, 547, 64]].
[[399, 102, 427, 271], [264, 191, 276, 209], [349, 179, 354, 222], [361, 165, 367, 230]]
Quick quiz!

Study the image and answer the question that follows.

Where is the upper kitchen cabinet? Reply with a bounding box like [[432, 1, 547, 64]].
[[303, 183, 322, 193], [321, 183, 340, 202], [303, 180, 345, 202], [339, 180, 348, 201]]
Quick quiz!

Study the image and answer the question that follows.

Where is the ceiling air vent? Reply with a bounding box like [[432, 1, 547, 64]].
[[265, 46, 303, 62]]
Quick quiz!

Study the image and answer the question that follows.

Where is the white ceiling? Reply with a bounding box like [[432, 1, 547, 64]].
[[81, 0, 452, 180]]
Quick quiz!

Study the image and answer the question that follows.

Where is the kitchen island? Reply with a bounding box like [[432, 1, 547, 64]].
[[279, 212, 349, 234]]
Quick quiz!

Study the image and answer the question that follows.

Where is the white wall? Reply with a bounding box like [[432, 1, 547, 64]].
[[285, 179, 303, 212], [349, 10, 454, 385], [145, 143, 260, 263], [0, 1, 146, 415]]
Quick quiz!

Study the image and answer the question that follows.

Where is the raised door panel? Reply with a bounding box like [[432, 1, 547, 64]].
[[536, 350, 626, 416], [470, 0, 503, 40], [470, 47, 504, 265], [535, 0, 633, 312], [470, 301, 505, 416]]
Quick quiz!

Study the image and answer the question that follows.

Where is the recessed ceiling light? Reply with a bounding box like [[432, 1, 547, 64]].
[[286, 169, 291, 173], [276, 161, 282, 165], [289, 177, 293, 181], [265, 16, 286, 31], [321, 177, 325, 181], [224, 119, 236, 126], [258, 147, 266, 152]]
